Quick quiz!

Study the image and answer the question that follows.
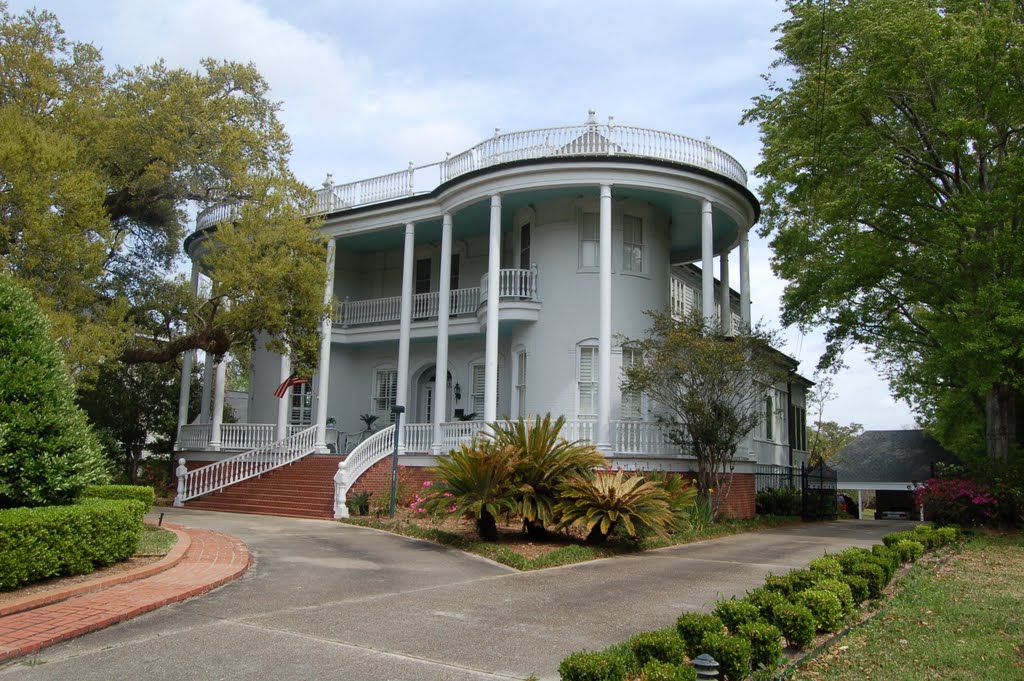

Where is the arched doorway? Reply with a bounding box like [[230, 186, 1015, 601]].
[[414, 365, 453, 424]]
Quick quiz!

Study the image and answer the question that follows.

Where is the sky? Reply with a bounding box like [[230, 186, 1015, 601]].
[[9, 0, 919, 431]]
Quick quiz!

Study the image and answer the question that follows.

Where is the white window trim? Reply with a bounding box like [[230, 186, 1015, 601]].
[[576, 342, 598, 419], [577, 208, 600, 271], [372, 366, 398, 425], [619, 346, 644, 420], [622, 214, 644, 275]]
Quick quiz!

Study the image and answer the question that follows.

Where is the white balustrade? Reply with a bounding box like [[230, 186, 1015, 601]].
[[479, 268, 539, 303], [334, 425, 397, 518], [175, 425, 318, 505], [612, 421, 679, 456], [220, 423, 277, 450], [336, 286, 486, 327], [439, 420, 487, 451], [177, 424, 212, 450], [402, 423, 434, 453]]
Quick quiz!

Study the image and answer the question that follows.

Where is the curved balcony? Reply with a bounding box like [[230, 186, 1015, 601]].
[[196, 113, 747, 230]]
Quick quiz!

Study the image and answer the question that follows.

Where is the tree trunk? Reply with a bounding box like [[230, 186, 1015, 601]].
[[522, 518, 549, 540], [986, 384, 1017, 462], [476, 511, 498, 541]]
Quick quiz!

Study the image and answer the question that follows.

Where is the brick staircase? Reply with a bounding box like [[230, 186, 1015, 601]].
[[185, 455, 344, 519]]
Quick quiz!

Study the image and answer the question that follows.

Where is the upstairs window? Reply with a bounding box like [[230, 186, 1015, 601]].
[[578, 346, 598, 417], [622, 215, 644, 273], [579, 211, 599, 268]]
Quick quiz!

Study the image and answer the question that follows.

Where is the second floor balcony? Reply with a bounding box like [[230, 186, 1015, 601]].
[[335, 267, 539, 332]]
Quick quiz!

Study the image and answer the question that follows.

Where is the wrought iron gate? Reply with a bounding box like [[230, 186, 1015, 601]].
[[801, 462, 838, 521]]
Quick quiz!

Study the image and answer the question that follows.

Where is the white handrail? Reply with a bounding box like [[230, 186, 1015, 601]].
[[174, 425, 318, 505], [333, 425, 397, 518], [177, 424, 212, 450]]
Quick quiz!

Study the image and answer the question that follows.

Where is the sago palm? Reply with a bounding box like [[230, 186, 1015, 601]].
[[556, 471, 673, 544], [487, 414, 607, 538], [423, 440, 518, 541]]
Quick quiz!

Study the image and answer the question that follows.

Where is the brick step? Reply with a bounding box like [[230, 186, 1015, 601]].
[[188, 494, 333, 510], [187, 501, 334, 518], [212, 480, 334, 492]]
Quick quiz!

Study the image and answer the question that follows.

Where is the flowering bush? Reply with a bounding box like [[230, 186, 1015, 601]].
[[913, 477, 999, 526]]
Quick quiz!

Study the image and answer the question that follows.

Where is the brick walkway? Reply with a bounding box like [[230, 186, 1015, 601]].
[[0, 523, 250, 662]]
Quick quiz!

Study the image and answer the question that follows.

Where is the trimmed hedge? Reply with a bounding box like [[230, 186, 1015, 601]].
[[675, 612, 724, 658], [641, 660, 696, 681], [558, 650, 626, 681], [0, 499, 146, 590], [80, 485, 155, 510], [699, 631, 751, 681], [713, 597, 762, 634], [627, 630, 686, 665], [738, 620, 783, 670], [776, 602, 816, 649]]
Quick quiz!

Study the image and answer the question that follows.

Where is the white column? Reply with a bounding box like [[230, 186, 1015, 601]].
[[209, 356, 227, 450], [314, 239, 337, 451], [200, 358, 213, 424], [597, 184, 612, 452], [740, 227, 751, 330], [432, 214, 453, 453], [276, 352, 290, 441], [719, 250, 732, 335], [701, 199, 714, 325], [397, 223, 415, 454], [176, 264, 201, 432], [484, 195, 501, 423]]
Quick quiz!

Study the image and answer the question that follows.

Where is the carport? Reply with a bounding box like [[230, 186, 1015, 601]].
[[831, 430, 960, 520]]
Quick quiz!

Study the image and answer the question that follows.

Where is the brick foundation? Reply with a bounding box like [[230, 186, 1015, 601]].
[[349, 460, 434, 504]]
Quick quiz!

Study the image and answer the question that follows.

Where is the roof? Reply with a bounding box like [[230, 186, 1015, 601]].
[[831, 430, 960, 484]]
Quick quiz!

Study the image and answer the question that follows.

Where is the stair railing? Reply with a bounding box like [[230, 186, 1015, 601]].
[[174, 425, 319, 505], [333, 425, 396, 518]]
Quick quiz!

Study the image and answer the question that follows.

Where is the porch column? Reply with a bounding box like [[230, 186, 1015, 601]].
[[597, 184, 612, 452], [200, 355, 213, 424], [397, 222, 415, 454], [719, 249, 732, 335], [484, 195, 501, 423], [432, 214, 453, 453], [209, 356, 227, 450], [314, 238, 337, 452], [739, 227, 751, 329], [176, 264, 201, 432], [701, 198, 714, 325], [276, 351, 290, 441]]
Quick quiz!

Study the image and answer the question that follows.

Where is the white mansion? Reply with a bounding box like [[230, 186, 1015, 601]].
[[173, 111, 810, 518]]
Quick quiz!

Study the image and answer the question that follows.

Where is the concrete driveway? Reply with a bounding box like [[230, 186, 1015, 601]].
[[0, 509, 911, 680]]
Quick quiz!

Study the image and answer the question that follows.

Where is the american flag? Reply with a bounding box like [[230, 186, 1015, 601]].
[[273, 374, 310, 399]]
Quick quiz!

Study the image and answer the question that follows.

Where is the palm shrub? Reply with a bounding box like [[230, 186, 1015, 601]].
[[556, 470, 672, 544], [645, 471, 698, 533], [422, 440, 518, 540], [675, 612, 724, 657], [487, 415, 606, 538], [627, 630, 686, 665], [0, 275, 109, 508]]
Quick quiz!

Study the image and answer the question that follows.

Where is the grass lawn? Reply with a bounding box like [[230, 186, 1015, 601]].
[[341, 513, 802, 570], [136, 524, 178, 556], [793, 532, 1024, 680]]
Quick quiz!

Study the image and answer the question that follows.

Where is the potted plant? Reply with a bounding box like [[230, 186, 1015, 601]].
[[346, 491, 372, 516], [359, 413, 378, 431]]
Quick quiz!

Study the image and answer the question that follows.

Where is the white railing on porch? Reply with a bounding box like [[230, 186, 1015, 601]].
[[177, 424, 212, 450], [333, 425, 396, 518], [479, 268, 539, 302], [174, 425, 318, 505], [177, 423, 310, 451]]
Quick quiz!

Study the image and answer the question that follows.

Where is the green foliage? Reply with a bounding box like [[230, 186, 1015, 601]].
[[737, 620, 784, 672], [640, 660, 696, 681], [912, 525, 942, 550], [487, 415, 607, 535], [79, 485, 154, 510], [783, 568, 817, 596], [776, 602, 816, 649], [755, 487, 801, 516], [0, 275, 109, 508], [713, 597, 763, 634], [807, 555, 843, 580], [675, 612, 724, 658], [936, 526, 959, 545], [882, 530, 916, 549], [745, 587, 789, 626], [763, 573, 791, 596], [346, 490, 371, 516], [839, 574, 870, 605], [0, 499, 145, 590], [849, 562, 887, 600], [812, 578, 855, 616], [626, 630, 686, 666], [835, 546, 873, 573], [644, 471, 698, 533], [556, 471, 673, 544], [744, 0, 1024, 461], [698, 632, 752, 681], [557, 650, 626, 681], [806, 420, 863, 468], [794, 589, 845, 633], [871, 545, 900, 579], [423, 442, 518, 540], [620, 312, 786, 521], [893, 539, 926, 563]]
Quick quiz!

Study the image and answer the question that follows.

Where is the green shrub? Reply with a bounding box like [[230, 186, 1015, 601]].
[[558, 650, 626, 681], [755, 487, 801, 516], [807, 555, 843, 579], [423, 440, 519, 540], [0, 275, 109, 508], [793, 589, 844, 633], [812, 578, 855, 615], [882, 530, 916, 548], [935, 526, 959, 545], [80, 484, 155, 510], [912, 525, 941, 550], [737, 620, 783, 671], [640, 660, 697, 681], [784, 568, 817, 595], [627, 630, 686, 665], [745, 587, 789, 626], [849, 562, 887, 599], [713, 597, 763, 634], [871, 545, 900, 579], [894, 539, 925, 563], [763, 573, 791, 595], [839, 573, 870, 604], [0, 499, 145, 590], [699, 632, 752, 681], [557, 470, 673, 543], [675, 612, 724, 657], [836, 546, 873, 570], [776, 603, 816, 649]]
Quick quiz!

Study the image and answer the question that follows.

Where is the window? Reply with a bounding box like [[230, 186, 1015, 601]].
[[790, 405, 807, 451], [415, 258, 431, 294], [764, 394, 774, 441], [579, 211, 599, 268], [516, 351, 527, 418], [520, 223, 531, 269], [470, 363, 500, 417], [289, 383, 313, 426], [578, 346, 598, 417], [374, 368, 398, 424], [450, 253, 460, 291], [620, 347, 642, 419], [622, 215, 643, 273]]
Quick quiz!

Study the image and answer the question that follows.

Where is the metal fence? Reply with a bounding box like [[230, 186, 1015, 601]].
[[755, 464, 800, 492]]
